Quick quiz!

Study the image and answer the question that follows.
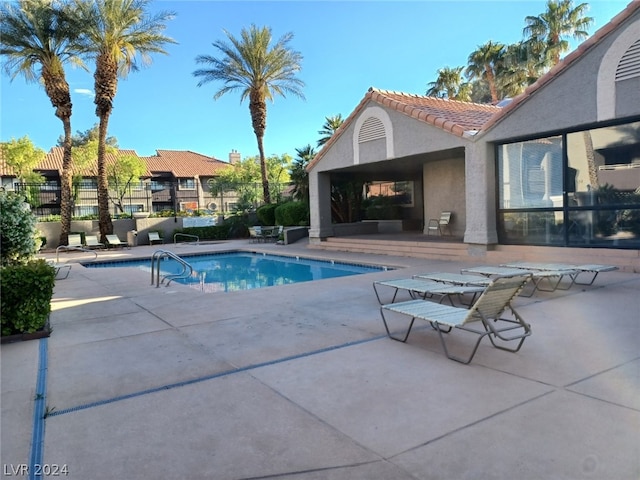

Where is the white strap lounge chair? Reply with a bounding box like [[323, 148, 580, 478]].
[[106, 234, 127, 249], [67, 234, 83, 248], [380, 274, 532, 364], [373, 278, 485, 306], [462, 264, 578, 297], [84, 235, 104, 249], [501, 262, 618, 286], [427, 211, 452, 236], [414, 272, 492, 287], [148, 231, 163, 245]]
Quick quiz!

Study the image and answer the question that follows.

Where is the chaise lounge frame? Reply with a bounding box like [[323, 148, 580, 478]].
[[380, 274, 532, 364]]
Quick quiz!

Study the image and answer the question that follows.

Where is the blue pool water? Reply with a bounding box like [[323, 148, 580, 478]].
[[85, 251, 388, 293]]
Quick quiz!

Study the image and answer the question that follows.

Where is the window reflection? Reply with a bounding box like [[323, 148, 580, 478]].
[[497, 120, 640, 248]]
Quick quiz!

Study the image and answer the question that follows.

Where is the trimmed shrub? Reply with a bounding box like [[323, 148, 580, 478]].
[[1, 260, 55, 336], [0, 191, 40, 266], [172, 225, 232, 241], [275, 201, 309, 226], [256, 203, 278, 225]]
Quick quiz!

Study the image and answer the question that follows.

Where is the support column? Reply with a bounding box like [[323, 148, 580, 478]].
[[464, 141, 498, 245], [308, 171, 333, 243]]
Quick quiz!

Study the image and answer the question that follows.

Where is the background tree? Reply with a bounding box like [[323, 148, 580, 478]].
[[1, 136, 46, 183], [317, 114, 344, 147], [106, 154, 147, 213], [0, 0, 85, 246], [523, 0, 593, 67], [290, 145, 315, 203], [75, 0, 175, 241], [426, 66, 471, 101], [193, 24, 305, 205], [1, 137, 46, 209], [465, 41, 505, 103], [57, 123, 118, 148]]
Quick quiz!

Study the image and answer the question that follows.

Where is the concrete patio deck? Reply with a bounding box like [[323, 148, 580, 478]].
[[2, 239, 639, 479]]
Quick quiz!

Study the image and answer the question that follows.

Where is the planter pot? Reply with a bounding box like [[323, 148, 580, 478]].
[[133, 212, 150, 219], [1, 319, 51, 344]]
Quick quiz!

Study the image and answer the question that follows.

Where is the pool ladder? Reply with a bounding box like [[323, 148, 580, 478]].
[[151, 250, 194, 287]]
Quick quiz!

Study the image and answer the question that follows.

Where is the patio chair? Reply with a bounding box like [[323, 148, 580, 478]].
[[148, 231, 164, 245], [67, 234, 83, 248], [427, 211, 452, 236], [267, 225, 283, 242], [380, 274, 532, 364], [106, 234, 127, 249], [248, 226, 264, 243], [84, 235, 104, 249]]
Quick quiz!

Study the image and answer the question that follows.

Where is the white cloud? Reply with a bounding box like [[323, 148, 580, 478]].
[[74, 88, 93, 96]]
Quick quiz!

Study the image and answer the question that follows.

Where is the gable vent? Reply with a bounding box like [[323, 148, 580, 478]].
[[358, 116, 386, 143], [615, 38, 640, 81]]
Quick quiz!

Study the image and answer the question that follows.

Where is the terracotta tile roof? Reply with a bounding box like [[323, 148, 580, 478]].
[[480, 0, 640, 133], [307, 87, 501, 171], [1, 147, 228, 178], [144, 150, 228, 178]]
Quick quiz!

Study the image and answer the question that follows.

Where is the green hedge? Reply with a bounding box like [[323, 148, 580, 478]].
[[256, 204, 278, 225], [1, 259, 55, 336], [275, 201, 309, 226], [172, 225, 232, 241]]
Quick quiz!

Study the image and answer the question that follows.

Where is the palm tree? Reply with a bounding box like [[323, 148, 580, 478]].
[[498, 41, 547, 97], [74, 0, 175, 240], [290, 144, 315, 203], [0, 0, 84, 246], [193, 24, 305, 204], [317, 114, 344, 147], [523, 0, 593, 67], [466, 41, 505, 103], [426, 66, 471, 101]]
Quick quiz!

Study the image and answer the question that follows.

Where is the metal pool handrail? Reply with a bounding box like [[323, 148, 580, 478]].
[[174, 233, 199, 244], [151, 250, 194, 287]]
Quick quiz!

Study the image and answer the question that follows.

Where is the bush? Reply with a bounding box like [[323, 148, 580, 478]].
[[0, 191, 40, 266], [275, 201, 309, 226], [256, 203, 278, 225], [172, 225, 232, 241], [1, 260, 55, 336]]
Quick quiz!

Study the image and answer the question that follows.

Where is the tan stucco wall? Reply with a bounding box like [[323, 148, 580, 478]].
[[423, 157, 466, 237]]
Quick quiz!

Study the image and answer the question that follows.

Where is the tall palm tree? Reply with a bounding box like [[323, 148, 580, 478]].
[[523, 0, 593, 67], [290, 144, 315, 203], [426, 66, 471, 101], [193, 24, 305, 204], [317, 114, 344, 147], [498, 41, 547, 97], [0, 0, 84, 246], [466, 41, 505, 103], [74, 0, 175, 239]]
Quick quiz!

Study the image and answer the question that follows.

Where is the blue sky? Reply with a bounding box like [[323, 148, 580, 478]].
[[0, 0, 629, 162]]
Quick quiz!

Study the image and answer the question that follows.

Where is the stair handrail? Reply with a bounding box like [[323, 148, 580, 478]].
[[151, 249, 194, 287], [173, 233, 199, 245]]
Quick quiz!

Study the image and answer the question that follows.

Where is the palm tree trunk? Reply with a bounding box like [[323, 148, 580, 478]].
[[41, 68, 74, 246], [250, 94, 271, 204], [97, 115, 113, 240], [59, 118, 73, 247]]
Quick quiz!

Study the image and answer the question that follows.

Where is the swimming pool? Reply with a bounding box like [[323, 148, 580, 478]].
[[85, 251, 389, 293]]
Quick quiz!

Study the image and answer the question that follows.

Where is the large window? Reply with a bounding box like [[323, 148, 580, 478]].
[[497, 120, 640, 248]]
